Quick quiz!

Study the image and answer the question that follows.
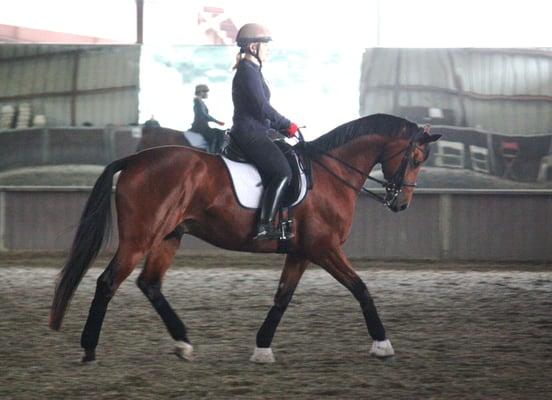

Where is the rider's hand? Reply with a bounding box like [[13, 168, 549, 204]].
[[217, 121, 225, 126], [287, 122, 298, 138]]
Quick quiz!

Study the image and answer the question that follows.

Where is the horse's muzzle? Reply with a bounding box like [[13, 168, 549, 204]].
[[387, 192, 410, 213], [388, 202, 408, 213]]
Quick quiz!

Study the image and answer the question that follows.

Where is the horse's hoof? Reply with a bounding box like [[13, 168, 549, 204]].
[[174, 341, 194, 361], [250, 347, 275, 363], [81, 349, 96, 364], [370, 339, 395, 359]]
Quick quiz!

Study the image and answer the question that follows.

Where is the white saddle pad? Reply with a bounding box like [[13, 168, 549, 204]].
[[221, 156, 308, 209], [183, 130, 208, 150]]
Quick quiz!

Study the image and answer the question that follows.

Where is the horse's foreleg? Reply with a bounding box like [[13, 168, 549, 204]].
[[136, 233, 193, 360], [315, 247, 394, 359], [80, 246, 144, 363], [251, 254, 309, 363]]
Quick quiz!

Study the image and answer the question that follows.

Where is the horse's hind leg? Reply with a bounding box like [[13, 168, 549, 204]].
[[80, 245, 144, 363], [251, 254, 309, 363], [315, 247, 394, 359], [136, 233, 193, 360]]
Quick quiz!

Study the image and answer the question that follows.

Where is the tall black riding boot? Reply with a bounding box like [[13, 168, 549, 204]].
[[253, 177, 290, 240]]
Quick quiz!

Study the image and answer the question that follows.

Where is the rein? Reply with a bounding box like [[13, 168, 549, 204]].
[[304, 137, 421, 207]]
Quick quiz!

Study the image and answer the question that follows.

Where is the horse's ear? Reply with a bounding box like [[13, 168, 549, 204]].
[[418, 134, 442, 144]]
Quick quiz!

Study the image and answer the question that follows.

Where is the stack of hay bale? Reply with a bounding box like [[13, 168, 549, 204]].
[[1, 104, 15, 129], [16, 102, 32, 129]]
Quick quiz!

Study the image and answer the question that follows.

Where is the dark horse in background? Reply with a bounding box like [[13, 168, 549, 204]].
[[136, 125, 227, 154], [136, 125, 191, 152], [50, 113, 441, 363]]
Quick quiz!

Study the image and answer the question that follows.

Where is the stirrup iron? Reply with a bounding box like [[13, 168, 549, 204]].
[[279, 217, 294, 240], [253, 223, 281, 240]]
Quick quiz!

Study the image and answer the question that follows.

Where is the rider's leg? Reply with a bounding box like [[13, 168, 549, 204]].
[[228, 129, 292, 239], [253, 138, 292, 240], [254, 175, 290, 240]]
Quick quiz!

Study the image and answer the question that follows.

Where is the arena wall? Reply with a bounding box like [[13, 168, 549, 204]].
[[1, 187, 550, 261]]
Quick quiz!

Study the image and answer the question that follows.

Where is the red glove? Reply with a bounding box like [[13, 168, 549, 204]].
[[287, 122, 298, 138]]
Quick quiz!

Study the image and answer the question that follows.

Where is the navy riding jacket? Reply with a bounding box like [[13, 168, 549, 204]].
[[231, 59, 290, 140], [191, 97, 220, 134]]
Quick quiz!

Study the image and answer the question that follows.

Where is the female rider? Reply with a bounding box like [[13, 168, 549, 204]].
[[230, 23, 298, 240]]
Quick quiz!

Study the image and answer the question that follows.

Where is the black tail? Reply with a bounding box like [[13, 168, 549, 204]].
[[49, 157, 128, 330]]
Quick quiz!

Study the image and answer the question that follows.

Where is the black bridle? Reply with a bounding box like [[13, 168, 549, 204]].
[[306, 133, 424, 208]]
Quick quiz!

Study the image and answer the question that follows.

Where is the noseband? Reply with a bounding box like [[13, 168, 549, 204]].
[[373, 138, 420, 206], [310, 135, 422, 208]]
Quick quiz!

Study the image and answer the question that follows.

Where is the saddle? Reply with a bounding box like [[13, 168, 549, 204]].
[[221, 134, 313, 252], [222, 135, 313, 208]]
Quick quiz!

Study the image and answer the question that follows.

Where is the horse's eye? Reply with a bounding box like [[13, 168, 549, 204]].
[[411, 158, 422, 168]]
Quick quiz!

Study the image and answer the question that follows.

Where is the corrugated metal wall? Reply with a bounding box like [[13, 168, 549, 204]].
[[75, 46, 140, 125], [360, 48, 552, 135], [0, 45, 140, 127]]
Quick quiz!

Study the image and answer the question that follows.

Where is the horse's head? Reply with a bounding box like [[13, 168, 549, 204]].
[[380, 125, 441, 212]]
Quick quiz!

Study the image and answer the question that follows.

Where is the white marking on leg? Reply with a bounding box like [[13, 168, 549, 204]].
[[174, 341, 194, 361], [250, 347, 275, 363], [370, 339, 395, 358]]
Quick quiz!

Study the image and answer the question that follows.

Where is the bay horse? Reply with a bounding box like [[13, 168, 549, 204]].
[[49, 113, 441, 363]]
